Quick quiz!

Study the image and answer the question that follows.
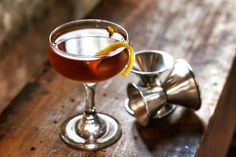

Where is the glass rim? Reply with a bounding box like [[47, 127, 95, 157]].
[[49, 19, 129, 60]]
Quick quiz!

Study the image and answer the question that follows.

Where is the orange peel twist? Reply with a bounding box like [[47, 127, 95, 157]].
[[96, 41, 135, 77]]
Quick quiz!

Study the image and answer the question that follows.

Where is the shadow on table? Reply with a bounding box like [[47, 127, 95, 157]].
[[132, 107, 205, 156]]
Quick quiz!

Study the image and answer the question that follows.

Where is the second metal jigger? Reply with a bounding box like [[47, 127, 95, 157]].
[[129, 59, 201, 126], [124, 50, 176, 118]]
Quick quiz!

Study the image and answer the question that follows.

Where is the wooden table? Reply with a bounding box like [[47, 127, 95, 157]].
[[0, 0, 236, 156]]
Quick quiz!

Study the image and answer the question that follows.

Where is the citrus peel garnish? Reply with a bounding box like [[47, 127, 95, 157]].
[[107, 26, 115, 37], [96, 41, 135, 77]]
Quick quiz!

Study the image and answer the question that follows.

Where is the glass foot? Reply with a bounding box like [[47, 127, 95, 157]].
[[61, 113, 121, 151], [124, 98, 176, 118]]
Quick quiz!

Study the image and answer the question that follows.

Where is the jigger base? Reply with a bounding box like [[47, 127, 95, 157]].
[[124, 98, 176, 118], [60, 113, 121, 151], [153, 103, 176, 118]]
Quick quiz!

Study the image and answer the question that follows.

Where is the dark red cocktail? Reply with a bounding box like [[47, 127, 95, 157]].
[[48, 28, 128, 82]]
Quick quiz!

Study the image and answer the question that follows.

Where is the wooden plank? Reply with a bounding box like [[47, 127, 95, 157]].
[[0, 0, 236, 156], [196, 57, 236, 157], [0, 1, 74, 112]]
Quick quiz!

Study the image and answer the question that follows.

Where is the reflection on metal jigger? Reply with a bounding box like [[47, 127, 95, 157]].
[[124, 50, 176, 118], [129, 59, 201, 126]]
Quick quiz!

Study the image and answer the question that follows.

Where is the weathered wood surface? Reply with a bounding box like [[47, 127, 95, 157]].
[[0, 1, 73, 113], [197, 54, 236, 157], [0, 0, 236, 156]]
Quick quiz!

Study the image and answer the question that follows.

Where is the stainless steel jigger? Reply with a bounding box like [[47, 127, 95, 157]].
[[124, 50, 176, 118], [128, 59, 201, 126]]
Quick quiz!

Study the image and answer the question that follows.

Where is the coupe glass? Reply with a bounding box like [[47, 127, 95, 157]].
[[48, 19, 129, 150]]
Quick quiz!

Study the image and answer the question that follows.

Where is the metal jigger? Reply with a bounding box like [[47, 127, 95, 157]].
[[124, 50, 176, 118], [129, 59, 201, 126]]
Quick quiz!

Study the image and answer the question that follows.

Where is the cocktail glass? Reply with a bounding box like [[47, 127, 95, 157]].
[[48, 19, 129, 150]]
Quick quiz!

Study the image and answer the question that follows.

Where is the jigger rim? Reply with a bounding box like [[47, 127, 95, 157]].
[[131, 50, 174, 75], [176, 59, 202, 109], [127, 83, 150, 126]]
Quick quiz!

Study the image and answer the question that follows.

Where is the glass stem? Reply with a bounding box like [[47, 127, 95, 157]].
[[84, 83, 96, 113], [76, 83, 106, 139]]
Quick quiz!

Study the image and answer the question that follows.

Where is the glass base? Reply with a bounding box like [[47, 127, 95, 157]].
[[61, 113, 121, 151], [124, 98, 176, 118]]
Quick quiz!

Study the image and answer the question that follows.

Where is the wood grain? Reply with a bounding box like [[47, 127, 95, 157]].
[[0, 0, 74, 112], [196, 56, 236, 157], [0, 0, 236, 156]]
